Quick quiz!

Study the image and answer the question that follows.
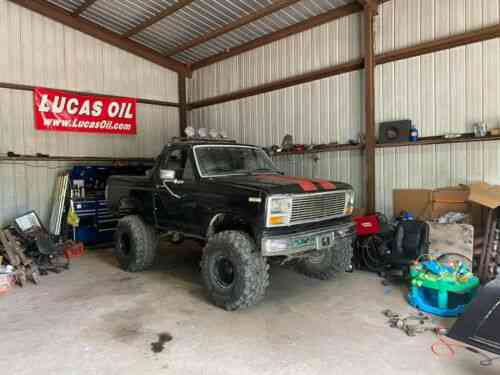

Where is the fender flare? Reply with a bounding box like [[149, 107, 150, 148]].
[[117, 193, 144, 215], [205, 213, 254, 239]]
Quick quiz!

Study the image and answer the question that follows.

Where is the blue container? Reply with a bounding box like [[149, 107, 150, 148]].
[[409, 126, 418, 142]]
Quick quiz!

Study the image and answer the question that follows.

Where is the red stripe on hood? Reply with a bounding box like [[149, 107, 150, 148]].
[[256, 175, 317, 192], [312, 179, 336, 190]]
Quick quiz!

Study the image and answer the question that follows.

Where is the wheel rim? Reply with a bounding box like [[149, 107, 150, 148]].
[[213, 255, 235, 289], [120, 233, 132, 256]]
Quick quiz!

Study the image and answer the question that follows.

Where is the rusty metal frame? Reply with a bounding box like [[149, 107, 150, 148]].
[[0, 81, 180, 107], [191, 2, 364, 70], [72, 0, 98, 16], [121, 0, 194, 39], [188, 23, 500, 108], [164, 0, 302, 57], [8, 0, 391, 76], [362, 4, 377, 213], [8, 0, 189, 74]]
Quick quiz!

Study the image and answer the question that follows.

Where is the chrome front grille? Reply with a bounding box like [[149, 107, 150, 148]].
[[290, 191, 347, 224]]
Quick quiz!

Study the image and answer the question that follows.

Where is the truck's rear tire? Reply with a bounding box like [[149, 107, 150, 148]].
[[201, 231, 269, 310], [114, 215, 158, 272], [295, 238, 353, 280]]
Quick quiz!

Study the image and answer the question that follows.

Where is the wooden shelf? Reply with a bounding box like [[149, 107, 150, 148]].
[[270, 143, 364, 157], [376, 133, 500, 149], [0, 155, 155, 163]]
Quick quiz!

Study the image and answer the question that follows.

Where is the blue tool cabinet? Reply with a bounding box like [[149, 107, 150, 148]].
[[68, 165, 151, 245], [71, 199, 118, 244]]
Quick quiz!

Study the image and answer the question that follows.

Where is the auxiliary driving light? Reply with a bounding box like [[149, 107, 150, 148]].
[[198, 128, 208, 137], [184, 126, 196, 138]]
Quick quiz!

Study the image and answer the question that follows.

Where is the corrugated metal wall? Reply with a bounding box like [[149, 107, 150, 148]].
[[375, 0, 500, 215], [188, 13, 366, 207], [188, 0, 500, 215], [0, 0, 179, 226]]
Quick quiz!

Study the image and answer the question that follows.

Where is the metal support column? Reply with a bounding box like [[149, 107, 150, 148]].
[[178, 73, 188, 135], [363, 5, 376, 213]]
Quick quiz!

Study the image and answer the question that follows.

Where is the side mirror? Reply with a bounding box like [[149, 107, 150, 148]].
[[160, 169, 176, 181]]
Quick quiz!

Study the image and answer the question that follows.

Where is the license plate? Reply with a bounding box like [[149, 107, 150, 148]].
[[316, 233, 333, 249], [291, 237, 314, 249]]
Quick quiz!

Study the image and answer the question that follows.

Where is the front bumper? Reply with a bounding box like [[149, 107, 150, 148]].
[[261, 221, 356, 256]]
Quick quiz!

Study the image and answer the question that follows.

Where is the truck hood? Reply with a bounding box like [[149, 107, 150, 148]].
[[209, 174, 352, 195]]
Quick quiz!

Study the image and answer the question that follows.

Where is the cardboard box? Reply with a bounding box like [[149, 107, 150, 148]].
[[393, 189, 433, 219], [433, 186, 470, 204], [468, 182, 500, 209], [432, 186, 470, 219], [490, 128, 500, 136], [393, 186, 470, 220]]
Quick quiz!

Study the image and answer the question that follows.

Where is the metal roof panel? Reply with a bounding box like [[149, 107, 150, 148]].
[[44, 0, 357, 65]]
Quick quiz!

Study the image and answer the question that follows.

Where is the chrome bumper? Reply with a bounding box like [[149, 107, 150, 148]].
[[261, 222, 356, 257]]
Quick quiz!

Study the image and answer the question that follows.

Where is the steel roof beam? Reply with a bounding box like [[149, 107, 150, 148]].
[[191, 2, 362, 71], [72, 0, 98, 17], [9, 0, 189, 74], [188, 22, 500, 109], [122, 0, 194, 38], [356, 0, 378, 8], [164, 0, 302, 57], [191, 0, 390, 70]]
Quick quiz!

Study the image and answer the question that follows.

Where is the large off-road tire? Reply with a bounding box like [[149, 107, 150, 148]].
[[201, 230, 269, 311], [114, 215, 158, 272], [295, 237, 353, 280]]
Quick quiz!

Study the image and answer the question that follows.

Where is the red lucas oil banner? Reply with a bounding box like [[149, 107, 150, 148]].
[[34, 87, 137, 135]]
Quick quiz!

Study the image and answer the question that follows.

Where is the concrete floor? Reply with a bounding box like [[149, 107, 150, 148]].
[[1, 241, 498, 375]]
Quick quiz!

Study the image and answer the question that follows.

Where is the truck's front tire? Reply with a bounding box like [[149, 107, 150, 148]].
[[114, 215, 158, 272], [201, 231, 269, 310], [295, 238, 353, 280]]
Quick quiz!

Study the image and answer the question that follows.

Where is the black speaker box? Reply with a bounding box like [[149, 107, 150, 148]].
[[379, 120, 412, 144]]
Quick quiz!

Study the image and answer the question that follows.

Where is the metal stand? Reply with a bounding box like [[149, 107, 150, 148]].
[[478, 207, 499, 283]]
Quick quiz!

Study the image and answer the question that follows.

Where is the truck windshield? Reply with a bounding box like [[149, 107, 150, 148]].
[[194, 146, 279, 177]]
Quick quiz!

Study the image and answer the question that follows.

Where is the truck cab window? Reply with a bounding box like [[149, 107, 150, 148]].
[[164, 149, 187, 179]]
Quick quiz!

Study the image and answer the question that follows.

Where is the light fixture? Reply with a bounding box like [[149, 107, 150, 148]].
[[184, 126, 195, 138], [209, 129, 219, 138], [198, 128, 208, 138]]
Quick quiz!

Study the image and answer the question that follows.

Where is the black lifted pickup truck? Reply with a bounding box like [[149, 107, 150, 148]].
[[107, 138, 356, 310]]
